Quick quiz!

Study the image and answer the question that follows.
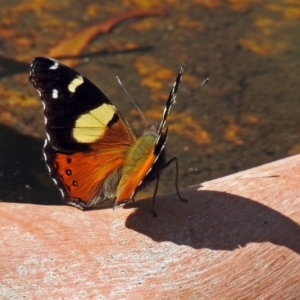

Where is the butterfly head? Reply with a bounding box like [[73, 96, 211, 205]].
[[143, 122, 159, 134]]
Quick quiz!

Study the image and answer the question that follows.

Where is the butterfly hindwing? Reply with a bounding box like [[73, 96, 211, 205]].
[[44, 139, 127, 208]]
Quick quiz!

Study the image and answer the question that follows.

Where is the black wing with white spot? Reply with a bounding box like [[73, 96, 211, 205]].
[[29, 57, 124, 152]]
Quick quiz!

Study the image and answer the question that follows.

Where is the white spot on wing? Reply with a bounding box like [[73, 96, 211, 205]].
[[49, 61, 59, 70], [45, 132, 51, 141], [68, 76, 84, 93], [43, 151, 48, 164], [52, 89, 58, 99], [45, 165, 51, 173]]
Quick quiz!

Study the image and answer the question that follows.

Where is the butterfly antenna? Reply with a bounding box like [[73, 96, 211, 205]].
[[116, 76, 149, 127], [173, 76, 209, 114]]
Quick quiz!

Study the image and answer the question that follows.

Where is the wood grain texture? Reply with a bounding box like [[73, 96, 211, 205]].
[[1, 155, 300, 299]]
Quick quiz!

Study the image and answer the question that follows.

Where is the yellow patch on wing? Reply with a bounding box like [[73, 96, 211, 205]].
[[68, 75, 84, 92], [73, 103, 116, 143]]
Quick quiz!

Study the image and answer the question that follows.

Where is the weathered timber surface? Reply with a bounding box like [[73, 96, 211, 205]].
[[1, 155, 300, 299]]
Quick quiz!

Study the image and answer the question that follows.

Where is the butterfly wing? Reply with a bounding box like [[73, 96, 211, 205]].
[[29, 57, 136, 208]]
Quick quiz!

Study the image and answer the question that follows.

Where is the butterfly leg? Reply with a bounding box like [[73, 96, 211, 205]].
[[162, 157, 188, 203], [152, 157, 187, 217], [113, 195, 136, 211], [113, 198, 117, 210], [151, 174, 160, 218]]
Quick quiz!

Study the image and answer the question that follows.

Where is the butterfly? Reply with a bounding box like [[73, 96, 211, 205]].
[[29, 57, 187, 215]]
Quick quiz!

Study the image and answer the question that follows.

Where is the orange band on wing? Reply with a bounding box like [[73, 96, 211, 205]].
[[116, 152, 156, 203], [55, 148, 127, 204]]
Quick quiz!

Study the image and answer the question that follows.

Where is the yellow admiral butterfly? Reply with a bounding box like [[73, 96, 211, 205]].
[[29, 57, 186, 213]]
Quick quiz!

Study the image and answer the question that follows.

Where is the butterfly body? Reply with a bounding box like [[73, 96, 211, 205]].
[[116, 124, 168, 204], [29, 57, 184, 210]]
